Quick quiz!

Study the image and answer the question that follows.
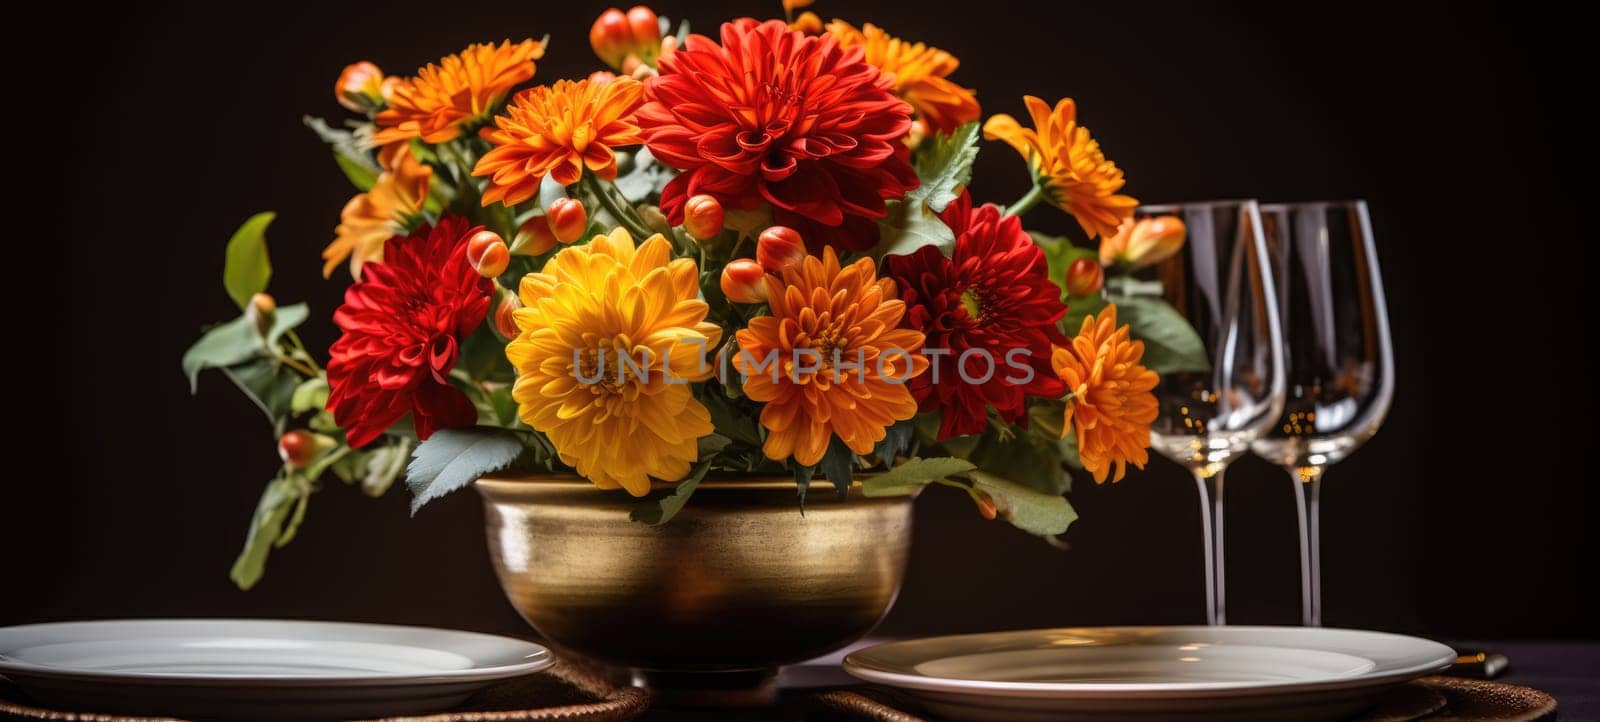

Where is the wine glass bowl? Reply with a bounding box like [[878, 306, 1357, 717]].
[[1133, 199, 1287, 625], [1252, 200, 1394, 627]]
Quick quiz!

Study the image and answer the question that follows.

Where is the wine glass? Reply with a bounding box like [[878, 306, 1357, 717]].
[[1138, 199, 1286, 626], [1252, 201, 1394, 627]]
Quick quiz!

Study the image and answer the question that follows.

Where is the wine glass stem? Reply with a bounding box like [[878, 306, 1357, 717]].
[[1292, 466, 1326, 627], [1194, 470, 1226, 625]]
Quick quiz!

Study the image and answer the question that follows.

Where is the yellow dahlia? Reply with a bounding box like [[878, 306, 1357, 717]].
[[826, 20, 979, 137], [733, 248, 928, 466], [1052, 304, 1160, 483], [374, 39, 544, 145], [474, 77, 645, 206], [984, 96, 1138, 240], [505, 227, 721, 496], [322, 143, 431, 278]]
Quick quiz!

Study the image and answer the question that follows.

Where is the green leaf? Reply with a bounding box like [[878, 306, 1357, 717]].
[[614, 147, 675, 203], [818, 436, 855, 500], [290, 375, 330, 416], [629, 457, 715, 525], [265, 303, 309, 348], [913, 121, 981, 213], [969, 423, 1071, 496], [1061, 292, 1109, 338], [304, 115, 379, 181], [406, 428, 526, 514], [362, 438, 411, 497], [456, 323, 513, 382], [1109, 295, 1211, 374], [872, 420, 916, 465], [968, 471, 1078, 536], [229, 476, 304, 590], [222, 212, 276, 310], [333, 151, 379, 191], [182, 315, 262, 392], [871, 123, 981, 258], [221, 358, 302, 433], [696, 385, 762, 447], [275, 488, 311, 548], [861, 457, 977, 497], [489, 384, 519, 426], [875, 199, 956, 257]]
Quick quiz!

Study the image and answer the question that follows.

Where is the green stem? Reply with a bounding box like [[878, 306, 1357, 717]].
[[583, 173, 654, 241], [1005, 184, 1047, 218]]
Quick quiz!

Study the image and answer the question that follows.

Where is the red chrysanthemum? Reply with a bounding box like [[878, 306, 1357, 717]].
[[326, 215, 493, 448], [883, 192, 1069, 439], [637, 18, 919, 254]]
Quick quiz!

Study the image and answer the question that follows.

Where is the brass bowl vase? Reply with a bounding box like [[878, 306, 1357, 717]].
[[475, 473, 914, 705]]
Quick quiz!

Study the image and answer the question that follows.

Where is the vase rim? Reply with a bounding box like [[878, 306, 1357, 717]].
[[476, 471, 872, 493]]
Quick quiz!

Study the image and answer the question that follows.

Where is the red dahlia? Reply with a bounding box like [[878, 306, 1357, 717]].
[[638, 18, 918, 253], [326, 215, 493, 448], [883, 192, 1069, 439]]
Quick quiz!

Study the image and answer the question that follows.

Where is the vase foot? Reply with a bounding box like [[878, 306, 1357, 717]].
[[632, 668, 778, 707]]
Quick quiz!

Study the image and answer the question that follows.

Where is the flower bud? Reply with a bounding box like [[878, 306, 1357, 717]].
[[627, 6, 661, 45], [720, 260, 769, 304], [247, 292, 277, 338], [279, 430, 336, 469], [379, 76, 403, 103], [756, 226, 806, 273], [973, 489, 998, 521], [493, 291, 523, 338], [511, 215, 559, 256], [466, 230, 510, 278], [683, 194, 725, 242], [335, 61, 386, 113], [1064, 257, 1104, 297], [1100, 215, 1187, 268], [588, 70, 619, 85], [590, 7, 660, 70], [547, 198, 588, 244]]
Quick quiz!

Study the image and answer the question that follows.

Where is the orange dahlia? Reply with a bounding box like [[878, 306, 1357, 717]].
[[637, 18, 918, 253], [474, 77, 645, 206], [505, 227, 722, 496], [984, 96, 1138, 240], [826, 20, 979, 137], [733, 248, 929, 466], [373, 39, 543, 145], [322, 143, 431, 278], [1051, 304, 1160, 483]]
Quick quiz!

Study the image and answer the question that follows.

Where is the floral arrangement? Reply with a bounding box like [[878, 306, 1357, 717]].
[[182, 1, 1205, 589]]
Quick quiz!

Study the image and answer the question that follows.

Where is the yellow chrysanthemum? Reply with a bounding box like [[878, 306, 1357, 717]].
[[505, 228, 722, 496], [474, 77, 645, 206], [1052, 304, 1160, 483], [826, 20, 979, 137], [984, 96, 1138, 240], [322, 143, 431, 278], [374, 39, 544, 145]]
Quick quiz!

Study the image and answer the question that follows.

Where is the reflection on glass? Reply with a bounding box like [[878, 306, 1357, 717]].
[[1140, 200, 1286, 626], [1253, 201, 1394, 627]]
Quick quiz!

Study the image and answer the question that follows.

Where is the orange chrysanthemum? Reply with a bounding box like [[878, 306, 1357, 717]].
[[1051, 304, 1160, 483], [984, 96, 1138, 240], [322, 143, 431, 278], [826, 20, 979, 137], [474, 77, 645, 206], [506, 227, 722, 496], [734, 248, 929, 466], [373, 39, 544, 145]]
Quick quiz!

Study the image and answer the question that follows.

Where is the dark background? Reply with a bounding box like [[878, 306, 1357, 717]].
[[6, 0, 1591, 640]]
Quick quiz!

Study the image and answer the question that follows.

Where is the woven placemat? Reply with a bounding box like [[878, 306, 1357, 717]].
[[807, 676, 1557, 722], [0, 658, 649, 722], [0, 672, 1555, 722]]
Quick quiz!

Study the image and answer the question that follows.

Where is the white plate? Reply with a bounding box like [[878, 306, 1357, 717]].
[[0, 619, 553, 720], [843, 626, 1454, 721]]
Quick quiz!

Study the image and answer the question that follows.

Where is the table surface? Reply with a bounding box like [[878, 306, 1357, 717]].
[[740, 639, 1599, 722]]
